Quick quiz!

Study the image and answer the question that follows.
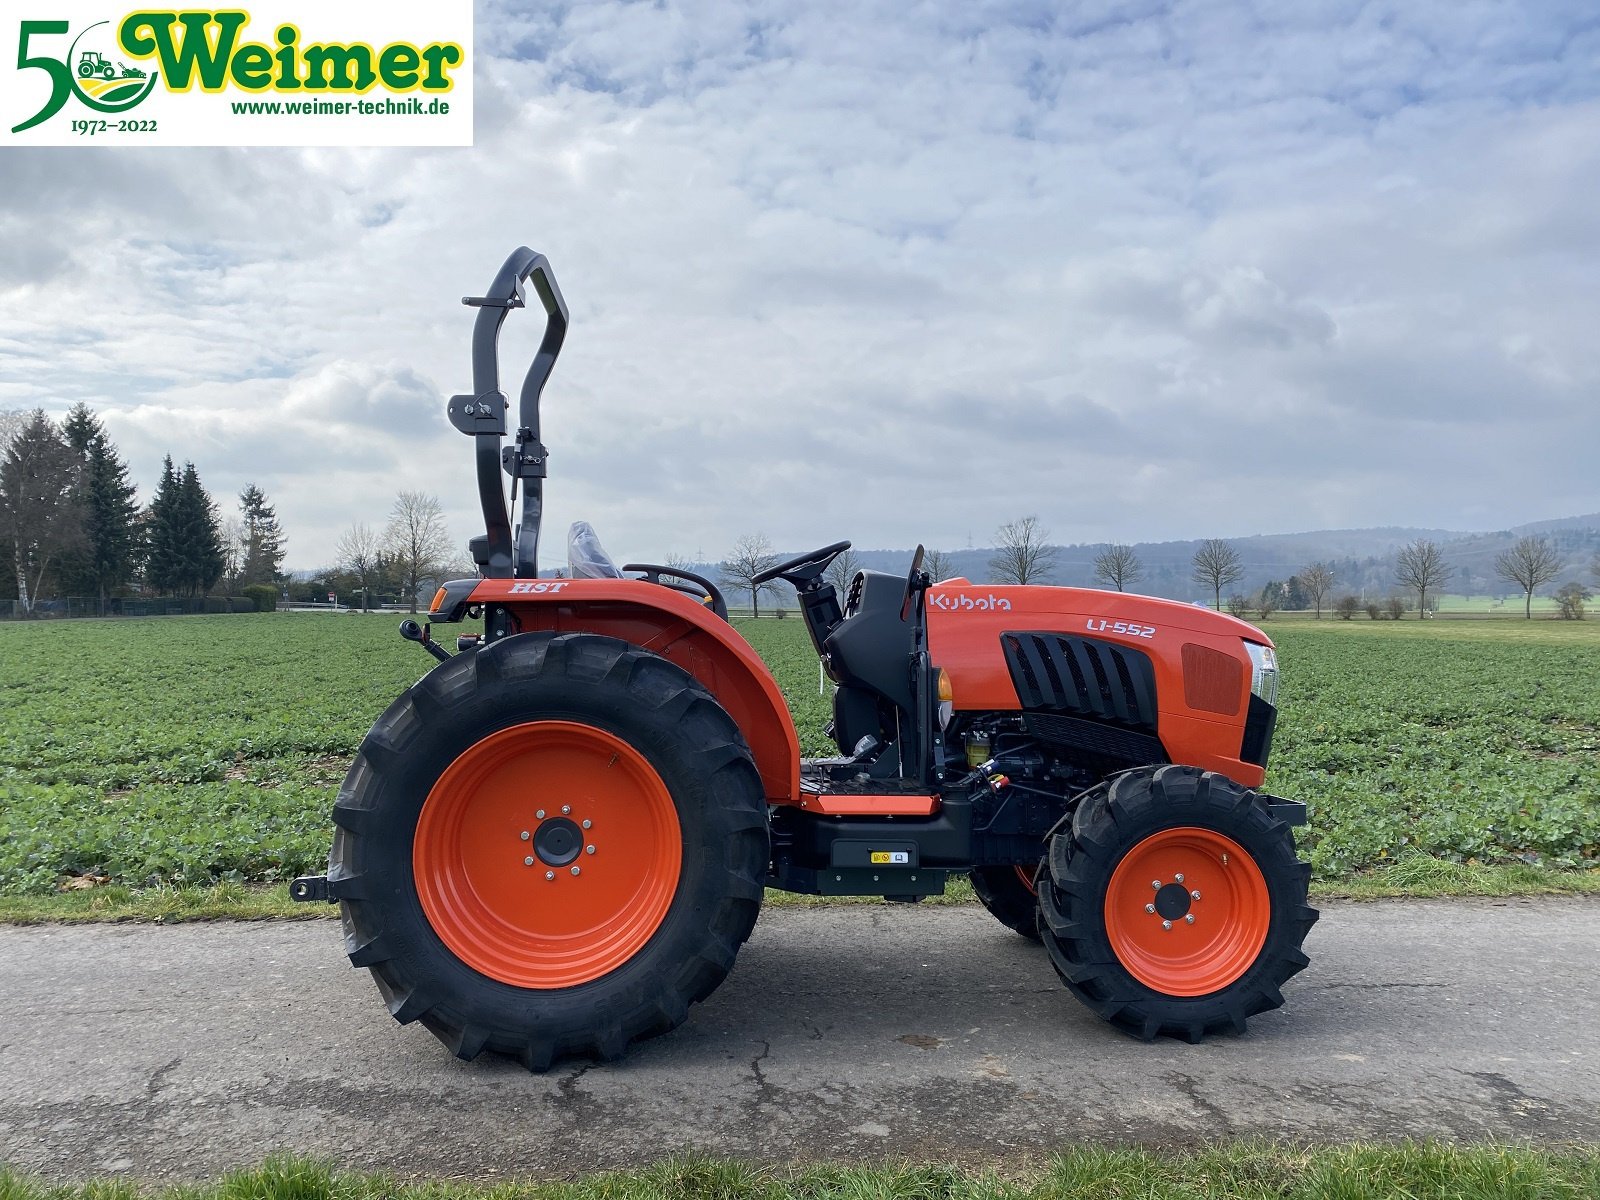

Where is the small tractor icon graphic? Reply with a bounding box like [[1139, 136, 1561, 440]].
[[77, 51, 146, 81]]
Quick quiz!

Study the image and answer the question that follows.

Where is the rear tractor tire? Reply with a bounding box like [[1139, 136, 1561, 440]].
[[969, 863, 1043, 941], [328, 632, 769, 1070], [1039, 765, 1317, 1042]]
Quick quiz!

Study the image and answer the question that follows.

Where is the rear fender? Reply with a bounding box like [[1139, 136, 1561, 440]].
[[444, 578, 800, 803]]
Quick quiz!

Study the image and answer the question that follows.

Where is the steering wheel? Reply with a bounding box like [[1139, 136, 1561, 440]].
[[899, 544, 927, 621], [752, 540, 852, 589]]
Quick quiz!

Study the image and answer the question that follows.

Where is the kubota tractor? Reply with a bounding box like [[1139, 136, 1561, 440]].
[[291, 248, 1317, 1069]]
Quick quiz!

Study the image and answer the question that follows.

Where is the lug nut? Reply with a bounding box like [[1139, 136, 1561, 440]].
[[1175, 873, 1185, 884], [586, 845, 596, 855], [536, 809, 546, 819], [524, 857, 534, 866], [1191, 890, 1201, 900], [545, 870, 555, 881], [570, 866, 581, 876], [1144, 903, 1155, 914], [520, 830, 530, 841], [1151, 880, 1162, 890], [581, 819, 592, 829], [562, 805, 571, 815], [1222, 853, 1229, 865], [1162, 920, 1173, 931], [1185, 914, 1195, 924]]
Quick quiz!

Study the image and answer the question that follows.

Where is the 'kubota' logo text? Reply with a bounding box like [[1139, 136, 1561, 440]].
[[928, 592, 1012, 613]]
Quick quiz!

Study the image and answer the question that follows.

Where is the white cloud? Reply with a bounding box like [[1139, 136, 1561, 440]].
[[2, 0, 1598, 570]]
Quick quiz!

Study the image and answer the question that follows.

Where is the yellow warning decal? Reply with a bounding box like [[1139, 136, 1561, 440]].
[[870, 851, 910, 865]]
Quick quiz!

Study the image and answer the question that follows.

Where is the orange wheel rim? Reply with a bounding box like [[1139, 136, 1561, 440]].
[[1104, 827, 1269, 996], [414, 721, 681, 989]]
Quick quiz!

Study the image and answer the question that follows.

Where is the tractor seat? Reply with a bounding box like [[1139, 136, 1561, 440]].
[[567, 520, 623, 578]]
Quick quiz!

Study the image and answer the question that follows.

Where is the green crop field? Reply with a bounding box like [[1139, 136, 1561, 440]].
[[0, 612, 1596, 898]]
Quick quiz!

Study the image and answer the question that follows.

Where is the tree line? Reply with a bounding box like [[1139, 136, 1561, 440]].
[[0, 406, 285, 615], [318, 491, 460, 613], [712, 519, 1600, 621]]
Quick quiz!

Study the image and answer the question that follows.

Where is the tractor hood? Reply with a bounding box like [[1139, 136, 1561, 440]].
[[926, 579, 1273, 647]]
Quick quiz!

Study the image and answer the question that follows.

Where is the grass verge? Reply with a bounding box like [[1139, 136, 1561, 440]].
[[2, 1147, 1599, 1200], [2, 858, 1596, 924]]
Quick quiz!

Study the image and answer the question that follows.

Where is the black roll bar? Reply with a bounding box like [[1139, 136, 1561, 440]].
[[447, 247, 569, 579]]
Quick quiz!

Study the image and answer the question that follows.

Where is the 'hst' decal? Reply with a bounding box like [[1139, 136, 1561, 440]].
[[509, 581, 569, 594], [1086, 618, 1156, 639], [928, 592, 1013, 612]]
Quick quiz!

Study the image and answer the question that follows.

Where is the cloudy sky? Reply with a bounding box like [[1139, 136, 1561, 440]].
[[2, 0, 1598, 571]]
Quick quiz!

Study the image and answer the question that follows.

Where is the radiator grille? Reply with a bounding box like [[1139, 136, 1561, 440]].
[[1001, 632, 1158, 730]]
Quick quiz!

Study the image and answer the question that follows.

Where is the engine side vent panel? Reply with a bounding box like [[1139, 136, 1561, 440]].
[[1000, 632, 1158, 731], [1180, 643, 1244, 717]]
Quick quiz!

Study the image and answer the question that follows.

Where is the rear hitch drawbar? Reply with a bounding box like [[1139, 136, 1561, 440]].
[[289, 875, 333, 903]]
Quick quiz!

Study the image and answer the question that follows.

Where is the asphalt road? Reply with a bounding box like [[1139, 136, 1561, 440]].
[[1, 898, 1596, 1181]]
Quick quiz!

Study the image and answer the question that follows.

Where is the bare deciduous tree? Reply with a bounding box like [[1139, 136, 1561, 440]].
[[1254, 586, 1278, 621], [1395, 538, 1450, 616], [1093, 543, 1144, 592], [922, 548, 955, 584], [1192, 538, 1243, 610], [385, 490, 454, 613], [989, 516, 1058, 585], [825, 546, 862, 594], [1334, 594, 1360, 620], [719, 532, 780, 617], [219, 515, 248, 593], [1494, 536, 1562, 619], [335, 522, 383, 610], [1301, 561, 1336, 618]]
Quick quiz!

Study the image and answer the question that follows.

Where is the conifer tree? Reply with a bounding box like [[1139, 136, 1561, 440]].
[[177, 462, 225, 595], [145, 458, 225, 595], [61, 402, 100, 457], [0, 411, 82, 611], [57, 404, 141, 605], [239, 483, 285, 585], [144, 456, 183, 594]]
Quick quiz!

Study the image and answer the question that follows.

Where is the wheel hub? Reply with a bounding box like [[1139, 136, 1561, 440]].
[[533, 816, 583, 867], [1153, 881, 1192, 921]]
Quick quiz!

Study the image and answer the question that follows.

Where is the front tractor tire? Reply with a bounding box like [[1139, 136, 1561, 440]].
[[1039, 765, 1317, 1042], [328, 632, 769, 1070]]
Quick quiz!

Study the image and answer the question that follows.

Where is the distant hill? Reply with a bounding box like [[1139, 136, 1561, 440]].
[[697, 513, 1600, 607]]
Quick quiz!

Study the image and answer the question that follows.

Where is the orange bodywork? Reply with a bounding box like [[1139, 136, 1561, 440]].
[[796, 792, 940, 817], [448, 579, 801, 803], [927, 581, 1271, 788]]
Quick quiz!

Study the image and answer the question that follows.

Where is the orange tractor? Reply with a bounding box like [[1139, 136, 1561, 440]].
[[292, 248, 1317, 1068]]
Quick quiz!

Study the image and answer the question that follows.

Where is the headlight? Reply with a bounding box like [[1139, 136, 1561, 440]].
[[1245, 642, 1278, 707]]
